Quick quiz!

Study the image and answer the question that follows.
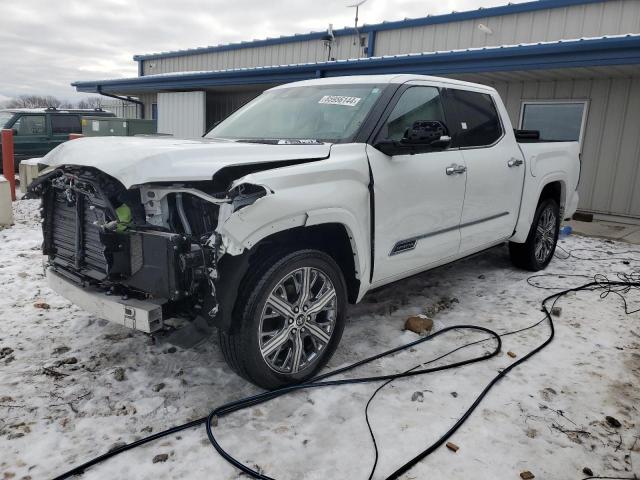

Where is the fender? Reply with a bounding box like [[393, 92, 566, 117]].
[[304, 207, 369, 290], [511, 171, 567, 243], [216, 144, 372, 295], [218, 205, 369, 281]]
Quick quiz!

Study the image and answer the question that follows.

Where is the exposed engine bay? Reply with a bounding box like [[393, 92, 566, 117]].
[[30, 166, 267, 331]]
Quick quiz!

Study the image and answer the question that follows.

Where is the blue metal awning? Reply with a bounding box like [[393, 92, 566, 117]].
[[73, 35, 640, 94]]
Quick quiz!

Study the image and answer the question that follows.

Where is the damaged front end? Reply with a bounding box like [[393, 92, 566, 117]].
[[30, 166, 266, 333]]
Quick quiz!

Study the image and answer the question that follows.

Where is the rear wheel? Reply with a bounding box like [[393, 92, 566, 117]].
[[219, 249, 347, 389], [509, 198, 560, 271]]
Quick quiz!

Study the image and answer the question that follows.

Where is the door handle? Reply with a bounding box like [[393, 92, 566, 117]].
[[446, 164, 467, 175], [508, 158, 524, 167]]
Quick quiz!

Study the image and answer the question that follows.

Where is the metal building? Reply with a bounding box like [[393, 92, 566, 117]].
[[72, 0, 640, 220]]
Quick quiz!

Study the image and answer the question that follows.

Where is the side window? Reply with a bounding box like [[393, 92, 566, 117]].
[[446, 89, 502, 148], [13, 115, 46, 136], [51, 115, 82, 134], [381, 87, 446, 141]]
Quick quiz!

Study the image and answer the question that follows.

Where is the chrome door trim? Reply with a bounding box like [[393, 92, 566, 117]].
[[389, 211, 509, 256]]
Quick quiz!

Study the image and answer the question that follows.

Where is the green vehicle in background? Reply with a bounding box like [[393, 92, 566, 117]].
[[0, 107, 115, 172]]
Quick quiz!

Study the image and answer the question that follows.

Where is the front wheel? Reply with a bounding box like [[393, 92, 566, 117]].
[[219, 249, 347, 389], [509, 198, 560, 271]]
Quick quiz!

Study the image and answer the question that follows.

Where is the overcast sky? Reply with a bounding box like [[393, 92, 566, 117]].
[[0, 0, 527, 103]]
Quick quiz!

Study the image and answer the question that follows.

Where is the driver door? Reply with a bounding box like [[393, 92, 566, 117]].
[[367, 85, 466, 285]]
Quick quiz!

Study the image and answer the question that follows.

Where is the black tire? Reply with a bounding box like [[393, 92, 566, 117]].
[[219, 249, 347, 389], [509, 198, 560, 271]]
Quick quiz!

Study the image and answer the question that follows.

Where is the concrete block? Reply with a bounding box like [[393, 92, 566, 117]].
[[0, 175, 14, 226], [18, 158, 41, 194]]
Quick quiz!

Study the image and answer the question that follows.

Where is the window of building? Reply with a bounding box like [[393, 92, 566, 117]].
[[13, 115, 46, 135], [51, 114, 82, 134], [519, 101, 588, 144], [381, 86, 446, 141], [446, 89, 502, 148]]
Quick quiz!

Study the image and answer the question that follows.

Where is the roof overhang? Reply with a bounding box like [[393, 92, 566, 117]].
[[73, 35, 640, 95]]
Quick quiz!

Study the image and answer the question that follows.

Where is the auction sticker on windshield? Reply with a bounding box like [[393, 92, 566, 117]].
[[318, 95, 361, 107]]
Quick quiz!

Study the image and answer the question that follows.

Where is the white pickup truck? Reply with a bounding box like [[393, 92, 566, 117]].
[[31, 74, 580, 388]]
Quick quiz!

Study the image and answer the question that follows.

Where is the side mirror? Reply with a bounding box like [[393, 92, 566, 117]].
[[374, 120, 451, 155], [401, 120, 450, 147], [514, 129, 540, 142], [430, 135, 452, 148]]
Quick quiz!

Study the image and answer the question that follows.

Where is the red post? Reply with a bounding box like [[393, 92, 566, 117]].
[[1, 129, 16, 201], [69, 133, 84, 140]]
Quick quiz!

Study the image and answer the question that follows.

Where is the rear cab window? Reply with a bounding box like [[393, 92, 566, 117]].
[[445, 89, 502, 148]]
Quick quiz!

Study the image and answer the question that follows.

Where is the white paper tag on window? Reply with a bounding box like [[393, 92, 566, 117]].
[[318, 95, 361, 107], [461, 122, 468, 130], [92, 121, 99, 132]]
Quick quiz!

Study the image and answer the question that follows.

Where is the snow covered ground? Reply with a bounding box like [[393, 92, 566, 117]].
[[1, 199, 638, 480]]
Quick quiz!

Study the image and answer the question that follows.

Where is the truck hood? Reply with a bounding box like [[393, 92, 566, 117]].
[[41, 136, 332, 189]]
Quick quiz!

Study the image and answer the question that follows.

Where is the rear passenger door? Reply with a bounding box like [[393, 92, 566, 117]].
[[444, 88, 525, 253], [49, 114, 82, 151]]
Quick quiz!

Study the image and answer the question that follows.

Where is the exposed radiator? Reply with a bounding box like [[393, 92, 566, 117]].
[[48, 182, 110, 281]]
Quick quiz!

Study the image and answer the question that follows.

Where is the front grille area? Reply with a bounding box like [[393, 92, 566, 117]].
[[43, 171, 115, 282], [40, 168, 198, 300], [50, 189, 108, 279]]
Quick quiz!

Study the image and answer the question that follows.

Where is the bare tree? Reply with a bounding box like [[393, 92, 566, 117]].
[[3, 94, 105, 110], [5, 94, 64, 108], [77, 97, 103, 109]]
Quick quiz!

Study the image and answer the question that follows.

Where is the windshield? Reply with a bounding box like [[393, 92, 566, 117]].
[[206, 84, 385, 143], [0, 111, 15, 128]]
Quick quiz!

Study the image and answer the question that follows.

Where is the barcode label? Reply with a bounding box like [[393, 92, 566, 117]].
[[318, 95, 361, 107]]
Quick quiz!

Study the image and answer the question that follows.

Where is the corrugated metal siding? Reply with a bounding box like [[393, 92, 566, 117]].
[[140, 0, 640, 76], [142, 36, 365, 75], [101, 101, 139, 119], [482, 76, 640, 218], [375, 0, 640, 55], [157, 91, 205, 138]]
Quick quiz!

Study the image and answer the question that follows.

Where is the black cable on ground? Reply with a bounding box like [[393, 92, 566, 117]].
[[51, 268, 640, 480], [203, 263, 640, 480], [581, 476, 638, 480], [206, 324, 502, 480], [52, 325, 500, 480], [555, 244, 640, 263]]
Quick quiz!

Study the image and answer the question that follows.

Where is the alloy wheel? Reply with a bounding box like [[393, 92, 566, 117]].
[[534, 205, 557, 264], [258, 266, 338, 374]]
